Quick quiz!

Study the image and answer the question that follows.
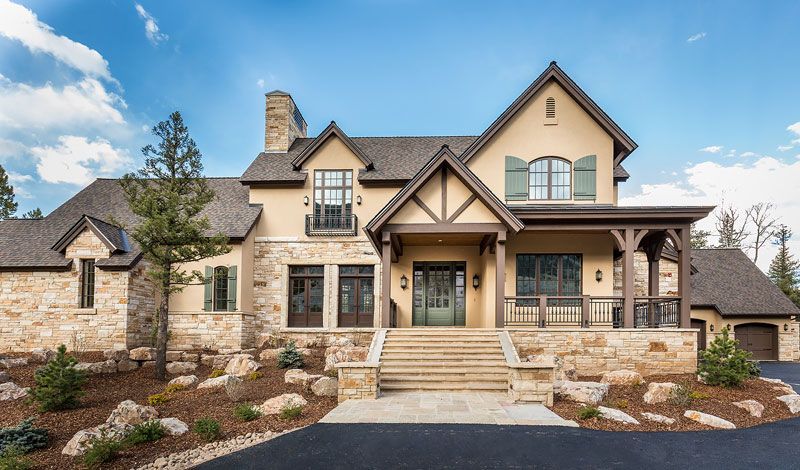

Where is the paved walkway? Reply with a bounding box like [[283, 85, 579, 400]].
[[320, 391, 576, 426]]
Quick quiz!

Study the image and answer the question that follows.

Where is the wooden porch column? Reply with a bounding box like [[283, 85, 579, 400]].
[[381, 232, 392, 328], [677, 226, 691, 328], [495, 231, 507, 328], [622, 228, 635, 328]]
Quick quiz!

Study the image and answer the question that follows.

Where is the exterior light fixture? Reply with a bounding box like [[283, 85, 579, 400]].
[[400, 274, 408, 290], [595, 269, 603, 282], [726, 324, 731, 331], [303, 195, 309, 206], [472, 274, 480, 289], [784, 323, 789, 332], [356, 195, 362, 205], [709, 324, 714, 332]]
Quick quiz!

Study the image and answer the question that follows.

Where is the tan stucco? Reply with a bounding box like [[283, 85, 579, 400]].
[[466, 80, 616, 205]]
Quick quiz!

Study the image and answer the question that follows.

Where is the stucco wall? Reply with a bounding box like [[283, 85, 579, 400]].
[[691, 307, 799, 361]]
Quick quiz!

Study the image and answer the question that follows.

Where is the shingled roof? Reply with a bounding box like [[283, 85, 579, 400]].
[[0, 178, 261, 270], [691, 248, 800, 317]]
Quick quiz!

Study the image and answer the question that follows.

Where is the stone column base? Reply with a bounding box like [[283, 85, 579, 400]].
[[336, 361, 381, 403], [508, 363, 555, 406]]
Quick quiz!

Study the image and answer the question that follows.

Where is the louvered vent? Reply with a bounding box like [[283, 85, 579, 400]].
[[545, 97, 556, 119]]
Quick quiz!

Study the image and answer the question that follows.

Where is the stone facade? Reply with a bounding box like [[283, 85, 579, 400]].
[[509, 328, 697, 377], [264, 93, 306, 152], [166, 312, 256, 351], [613, 251, 679, 296], [508, 363, 555, 405], [336, 362, 380, 403]]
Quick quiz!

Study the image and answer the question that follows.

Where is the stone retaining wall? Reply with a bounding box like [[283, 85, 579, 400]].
[[509, 328, 697, 377], [336, 362, 380, 402], [508, 364, 555, 405], [166, 312, 256, 351]]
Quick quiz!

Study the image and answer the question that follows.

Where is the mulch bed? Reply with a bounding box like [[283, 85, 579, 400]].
[[1, 349, 337, 469], [550, 374, 795, 431]]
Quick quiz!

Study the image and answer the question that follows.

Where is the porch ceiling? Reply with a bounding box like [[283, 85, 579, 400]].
[[398, 233, 486, 246]]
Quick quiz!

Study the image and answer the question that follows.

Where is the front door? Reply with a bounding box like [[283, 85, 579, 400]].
[[412, 261, 466, 326]]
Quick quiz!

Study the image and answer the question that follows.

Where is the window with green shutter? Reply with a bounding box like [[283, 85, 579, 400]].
[[204, 265, 237, 312], [573, 155, 597, 201], [505, 156, 528, 201]]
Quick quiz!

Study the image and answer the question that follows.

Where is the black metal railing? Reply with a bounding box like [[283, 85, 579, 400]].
[[634, 297, 681, 327], [504, 295, 680, 328], [504, 296, 587, 327], [305, 214, 358, 236], [589, 297, 624, 328]]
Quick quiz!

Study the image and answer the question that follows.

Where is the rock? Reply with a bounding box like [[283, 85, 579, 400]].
[[106, 400, 159, 426], [75, 359, 118, 374], [130, 347, 156, 361], [225, 354, 261, 377], [0, 358, 28, 368], [311, 377, 338, 396], [169, 375, 199, 388], [159, 418, 189, 436], [62, 424, 130, 456], [0, 370, 10, 383], [211, 355, 235, 370], [257, 332, 280, 349], [601, 370, 644, 386], [733, 399, 764, 418], [140, 360, 156, 368], [31, 348, 55, 363], [284, 369, 322, 387], [643, 382, 677, 404], [0, 382, 28, 401], [259, 349, 282, 362], [166, 351, 183, 362], [598, 406, 639, 425], [166, 361, 198, 375], [116, 359, 140, 372], [527, 355, 576, 381], [554, 381, 609, 405], [103, 348, 129, 362], [198, 374, 241, 390], [200, 354, 216, 366], [683, 410, 736, 429], [760, 377, 787, 384], [328, 337, 355, 347], [777, 394, 800, 413], [182, 353, 200, 362], [240, 348, 257, 356], [259, 393, 307, 415], [219, 348, 242, 355], [640, 412, 676, 425], [323, 346, 368, 371]]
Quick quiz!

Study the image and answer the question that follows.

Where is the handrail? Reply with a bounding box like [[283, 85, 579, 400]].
[[304, 214, 358, 236]]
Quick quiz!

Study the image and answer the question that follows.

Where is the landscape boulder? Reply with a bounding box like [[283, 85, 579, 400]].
[[225, 354, 262, 377], [159, 418, 189, 436], [198, 374, 241, 390], [732, 399, 764, 418], [166, 351, 183, 362], [103, 348, 129, 362], [116, 359, 140, 372], [683, 410, 736, 429], [105, 400, 159, 427], [181, 353, 200, 362], [210, 354, 235, 370], [601, 370, 644, 386], [640, 412, 675, 425], [0, 358, 28, 369], [31, 348, 55, 363], [554, 381, 608, 405], [323, 346, 369, 371], [166, 362, 198, 375], [168, 375, 199, 388], [643, 382, 676, 404], [0, 370, 10, 384], [311, 377, 338, 397], [75, 359, 118, 374], [777, 394, 800, 414], [285, 369, 323, 387], [0, 382, 28, 401], [328, 337, 355, 347], [260, 393, 307, 415], [129, 347, 156, 361], [598, 406, 639, 425], [62, 424, 130, 456]]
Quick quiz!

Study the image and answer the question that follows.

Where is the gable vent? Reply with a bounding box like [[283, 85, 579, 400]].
[[545, 97, 556, 119]]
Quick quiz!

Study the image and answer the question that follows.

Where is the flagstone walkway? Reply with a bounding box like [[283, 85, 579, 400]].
[[320, 391, 577, 426]]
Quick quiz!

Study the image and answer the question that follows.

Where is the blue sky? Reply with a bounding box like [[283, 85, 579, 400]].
[[1, 0, 799, 265]]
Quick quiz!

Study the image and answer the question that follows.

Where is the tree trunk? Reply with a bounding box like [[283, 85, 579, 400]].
[[155, 274, 170, 380]]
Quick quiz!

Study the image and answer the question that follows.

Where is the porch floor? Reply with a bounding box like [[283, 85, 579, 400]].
[[319, 392, 577, 426]]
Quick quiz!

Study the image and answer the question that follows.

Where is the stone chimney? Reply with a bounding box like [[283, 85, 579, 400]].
[[264, 90, 307, 153]]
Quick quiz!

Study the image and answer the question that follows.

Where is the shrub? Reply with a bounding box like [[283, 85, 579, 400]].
[[0, 446, 33, 470], [668, 383, 693, 407], [29, 344, 87, 412], [689, 390, 710, 400], [279, 404, 303, 420], [164, 383, 186, 394], [747, 360, 761, 378], [577, 406, 601, 420], [209, 369, 225, 379], [234, 403, 262, 422], [193, 418, 222, 442], [277, 341, 304, 369], [147, 393, 171, 406], [697, 327, 756, 387], [124, 420, 166, 446], [246, 371, 263, 381], [82, 432, 123, 469], [614, 399, 629, 409], [325, 368, 338, 378], [0, 418, 48, 455]]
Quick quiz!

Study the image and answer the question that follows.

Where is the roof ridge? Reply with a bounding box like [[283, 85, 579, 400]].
[[349, 135, 479, 139]]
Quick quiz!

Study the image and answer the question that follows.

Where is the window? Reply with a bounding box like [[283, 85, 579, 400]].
[[288, 266, 324, 327], [545, 97, 556, 119], [516, 254, 582, 297], [313, 170, 353, 230], [529, 157, 571, 200], [204, 265, 237, 312], [80, 259, 95, 308], [213, 266, 229, 311], [338, 265, 374, 327]]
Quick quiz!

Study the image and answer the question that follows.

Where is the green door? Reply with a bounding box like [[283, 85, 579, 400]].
[[412, 262, 466, 326]]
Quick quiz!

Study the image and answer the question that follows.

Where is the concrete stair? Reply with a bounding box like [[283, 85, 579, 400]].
[[379, 329, 508, 392]]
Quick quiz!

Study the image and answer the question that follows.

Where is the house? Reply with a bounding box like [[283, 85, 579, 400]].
[[1, 62, 797, 384]]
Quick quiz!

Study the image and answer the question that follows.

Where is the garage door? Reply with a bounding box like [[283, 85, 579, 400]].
[[691, 319, 707, 351], [734, 324, 777, 360]]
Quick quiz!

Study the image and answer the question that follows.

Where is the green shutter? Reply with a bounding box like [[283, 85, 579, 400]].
[[505, 156, 528, 201], [226, 265, 237, 312], [573, 155, 597, 201], [203, 266, 213, 311]]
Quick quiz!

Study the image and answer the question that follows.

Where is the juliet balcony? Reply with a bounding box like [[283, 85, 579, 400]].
[[305, 214, 358, 236]]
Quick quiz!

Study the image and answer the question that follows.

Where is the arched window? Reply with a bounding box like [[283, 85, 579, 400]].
[[529, 157, 571, 200], [545, 97, 556, 119], [213, 266, 229, 311]]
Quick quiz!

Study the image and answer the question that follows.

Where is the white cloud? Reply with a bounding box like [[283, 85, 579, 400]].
[[699, 145, 723, 153], [0, 77, 126, 129], [0, 0, 111, 79], [777, 145, 793, 152], [7, 171, 32, 183], [739, 151, 759, 158], [256, 78, 265, 88], [687, 32, 707, 43], [788, 122, 800, 136], [0, 138, 26, 160], [32, 136, 131, 185], [134, 3, 168, 45]]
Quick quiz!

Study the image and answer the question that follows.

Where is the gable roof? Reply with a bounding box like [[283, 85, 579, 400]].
[[291, 121, 374, 171], [691, 248, 800, 317], [459, 61, 637, 166], [52, 215, 131, 254]]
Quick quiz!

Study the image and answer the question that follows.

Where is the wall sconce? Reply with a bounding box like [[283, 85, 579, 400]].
[[472, 274, 480, 289], [303, 195, 309, 206], [784, 323, 789, 332], [400, 274, 408, 290], [726, 324, 731, 331], [595, 269, 603, 282], [709, 324, 714, 332], [356, 195, 362, 205]]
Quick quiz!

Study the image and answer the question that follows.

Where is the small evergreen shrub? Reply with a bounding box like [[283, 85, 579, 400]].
[[279, 404, 303, 420], [668, 383, 693, 407], [234, 403, 262, 422], [246, 371, 263, 381], [325, 368, 338, 378], [0, 418, 48, 455], [697, 327, 756, 387], [277, 341, 304, 369], [209, 369, 225, 378], [147, 393, 171, 406], [164, 383, 186, 394], [747, 360, 761, 378], [193, 418, 221, 442], [124, 420, 166, 446], [614, 399, 629, 409], [82, 432, 123, 469], [30, 344, 87, 412], [689, 390, 709, 400], [577, 406, 601, 420], [0, 446, 33, 470]]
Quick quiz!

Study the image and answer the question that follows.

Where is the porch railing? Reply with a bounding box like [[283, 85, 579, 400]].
[[634, 297, 681, 328], [504, 295, 679, 328]]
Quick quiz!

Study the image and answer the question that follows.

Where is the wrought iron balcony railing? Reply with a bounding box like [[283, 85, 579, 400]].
[[305, 214, 358, 236]]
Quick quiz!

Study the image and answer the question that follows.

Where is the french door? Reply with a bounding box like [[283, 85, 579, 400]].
[[338, 265, 375, 327], [412, 261, 466, 326]]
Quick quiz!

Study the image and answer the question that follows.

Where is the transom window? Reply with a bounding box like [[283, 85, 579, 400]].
[[213, 266, 229, 311], [80, 259, 95, 308], [314, 170, 353, 229], [516, 254, 582, 297], [529, 157, 571, 200], [288, 265, 324, 327]]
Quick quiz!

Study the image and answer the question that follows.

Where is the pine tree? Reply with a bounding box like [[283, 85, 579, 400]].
[[277, 341, 304, 369], [22, 208, 43, 219], [768, 225, 800, 306], [697, 327, 755, 387], [0, 164, 17, 219], [30, 345, 87, 411], [119, 111, 230, 380], [690, 223, 711, 249]]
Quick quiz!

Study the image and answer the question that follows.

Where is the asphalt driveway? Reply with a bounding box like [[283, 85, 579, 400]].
[[198, 419, 800, 470], [759, 361, 800, 392]]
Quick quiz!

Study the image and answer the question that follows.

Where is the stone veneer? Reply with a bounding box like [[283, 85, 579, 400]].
[[613, 251, 678, 296], [264, 93, 306, 152], [336, 362, 380, 403], [508, 363, 555, 405], [509, 328, 697, 377], [166, 312, 256, 351]]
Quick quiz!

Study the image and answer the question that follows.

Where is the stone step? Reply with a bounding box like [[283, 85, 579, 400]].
[[382, 346, 503, 354], [381, 372, 508, 381], [381, 381, 507, 391], [381, 366, 508, 375], [380, 353, 506, 360], [387, 329, 499, 336], [379, 360, 508, 368], [384, 338, 501, 344]]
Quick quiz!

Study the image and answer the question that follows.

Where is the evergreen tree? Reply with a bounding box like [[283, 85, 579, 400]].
[[120, 111, 230, 380], [277, 341, 304, 369], [690, 223, 712, 249], [22, 208, 43, 219], [768, 225, 800, 306], [697, 327, 756, 387], [0, 164, 17, 219], [30, 345, 87, 411]]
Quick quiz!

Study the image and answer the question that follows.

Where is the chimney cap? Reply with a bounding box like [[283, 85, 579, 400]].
[[265, 89, 290, 96]]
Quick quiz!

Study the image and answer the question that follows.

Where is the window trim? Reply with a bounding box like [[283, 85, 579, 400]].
[[338, 265, 375, 328], [288, 265, 325, 328], [515, 253, 583, 297], [528, 156, 572, 201], [313, 169, 354, 218], [80, 259, 95, 308], [212, 266, 229, 312]]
